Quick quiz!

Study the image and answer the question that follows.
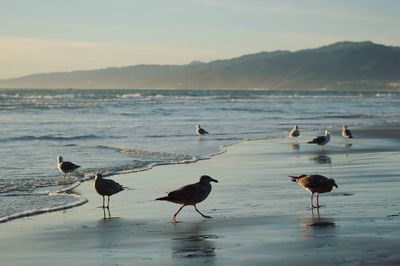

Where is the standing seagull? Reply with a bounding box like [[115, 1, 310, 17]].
[[308, 129, 330, 150], [94, 173, 124, 208], [57, 155, 81, 178], [156, 175, 218, 223], [342, 125, 353, 139], [289, 174, 338, 208], [289, 125, 300, 139], [196, 125, 209, 136]]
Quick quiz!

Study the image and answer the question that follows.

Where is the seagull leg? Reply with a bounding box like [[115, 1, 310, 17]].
[[194, 205, 212, 219], [107, 196, 110, 209], [102, 196, 105, 208], [316, 193, 320, 208], [172, 205, 185, 223], [310, 193, 314, 208]]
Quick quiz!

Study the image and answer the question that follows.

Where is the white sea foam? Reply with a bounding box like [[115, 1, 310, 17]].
[[0, 194, 88, 223]]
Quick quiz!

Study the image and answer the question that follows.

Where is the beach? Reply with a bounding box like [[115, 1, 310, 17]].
[[1, 127, 399, 265]]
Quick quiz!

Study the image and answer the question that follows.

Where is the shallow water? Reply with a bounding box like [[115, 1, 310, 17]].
[[0, 89, 399, 221]]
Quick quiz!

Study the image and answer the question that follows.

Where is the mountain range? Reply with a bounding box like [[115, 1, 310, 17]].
[[1, 41, 399, 90]]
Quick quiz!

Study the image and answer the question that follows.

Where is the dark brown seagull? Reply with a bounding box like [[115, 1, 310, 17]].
[[94, 173, 124, 208], [156, 175, 218, 223]]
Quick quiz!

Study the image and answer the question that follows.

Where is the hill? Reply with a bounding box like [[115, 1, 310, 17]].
[[1, 41, 399, 90]]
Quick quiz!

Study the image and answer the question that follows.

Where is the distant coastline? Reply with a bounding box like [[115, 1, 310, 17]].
[[1, 41, 399, 91]]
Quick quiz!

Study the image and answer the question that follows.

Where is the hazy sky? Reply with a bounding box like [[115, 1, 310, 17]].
[[1, 0, 399, 79]]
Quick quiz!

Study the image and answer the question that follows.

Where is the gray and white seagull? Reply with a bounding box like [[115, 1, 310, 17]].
[[57, 155, 81, 178], [308, 129, 330, 150], [342, 125, 353, 139], [289, 125, 300, 139], [156, 175, 218, 223], [196, 125, 209, 136]]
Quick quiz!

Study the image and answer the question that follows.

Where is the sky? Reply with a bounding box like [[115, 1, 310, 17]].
[[1, 0, 399, 79]]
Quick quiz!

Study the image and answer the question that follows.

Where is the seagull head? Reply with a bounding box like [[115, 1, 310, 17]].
[[343, 125, 348, 129], [199, 175, 218, 184], [325, 129, 330, 135], [328, 178, 338, 188], [57, 156, 63, 163], [288, 174, 308, 181], [95, 173, 103, 180], [196, 124, 201, 129], [295, 125, 298, 129]]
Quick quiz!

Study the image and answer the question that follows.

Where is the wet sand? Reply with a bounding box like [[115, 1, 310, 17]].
[[1, 128, 400, 265]]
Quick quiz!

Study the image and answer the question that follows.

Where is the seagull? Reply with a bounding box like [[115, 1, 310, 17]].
[[289, 174, 338, 208], [196, 125, 209, 136], [156, 175, 218, 223], [94, 173, 125, 208], [57, 155, 81, 178], [289, 125, 300, 139], [308, 129, 330, 150], [342, 125, 353, 139]]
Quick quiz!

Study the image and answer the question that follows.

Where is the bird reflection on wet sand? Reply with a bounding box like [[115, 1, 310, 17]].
[[290, 143, 301, 158], [291, 143, 300, 151], [307, 208, 336, 228], [343, 142, 353, 148], [171, 223, 217, 260], [300, 208, 336, 241], [310, 154, 332, 164]]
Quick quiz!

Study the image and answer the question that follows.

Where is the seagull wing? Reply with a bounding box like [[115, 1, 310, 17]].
[[59, 161, 81, 172], [199, 128, 209, 135], [345, 129, 353, 138], [291, 129, 299, 137], [309, 136, 325, 144], [303, 175, 329, 188], [167, 182, 209, 204], [102, 179, 124, 195]]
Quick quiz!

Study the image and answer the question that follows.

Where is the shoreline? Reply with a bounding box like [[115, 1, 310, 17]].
[[1, 126, 399, 224]]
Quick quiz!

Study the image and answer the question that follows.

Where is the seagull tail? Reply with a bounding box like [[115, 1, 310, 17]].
[[155, 196, 169, 201], [307, 140, 315, 144]]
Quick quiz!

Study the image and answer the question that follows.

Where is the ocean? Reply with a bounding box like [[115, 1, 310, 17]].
[[0, 89, 399, 222]]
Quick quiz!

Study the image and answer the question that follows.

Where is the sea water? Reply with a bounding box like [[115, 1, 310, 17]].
[[0, 89, 399, 222]]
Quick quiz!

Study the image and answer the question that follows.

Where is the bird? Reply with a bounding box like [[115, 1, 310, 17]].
[[57, 155, 81, 178], [196, 125, 209, 136], [94, 173, 125, 208], [308, 129, 330, 150], [289, 125, 300, 139], [156, 175, 218, 223], [289, 174, 338, 208], [342, 125, 353, 139]]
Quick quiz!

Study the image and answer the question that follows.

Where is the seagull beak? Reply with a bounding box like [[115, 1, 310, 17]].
[[334, 183, 338, 188], [211, 178, 219, 183]]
